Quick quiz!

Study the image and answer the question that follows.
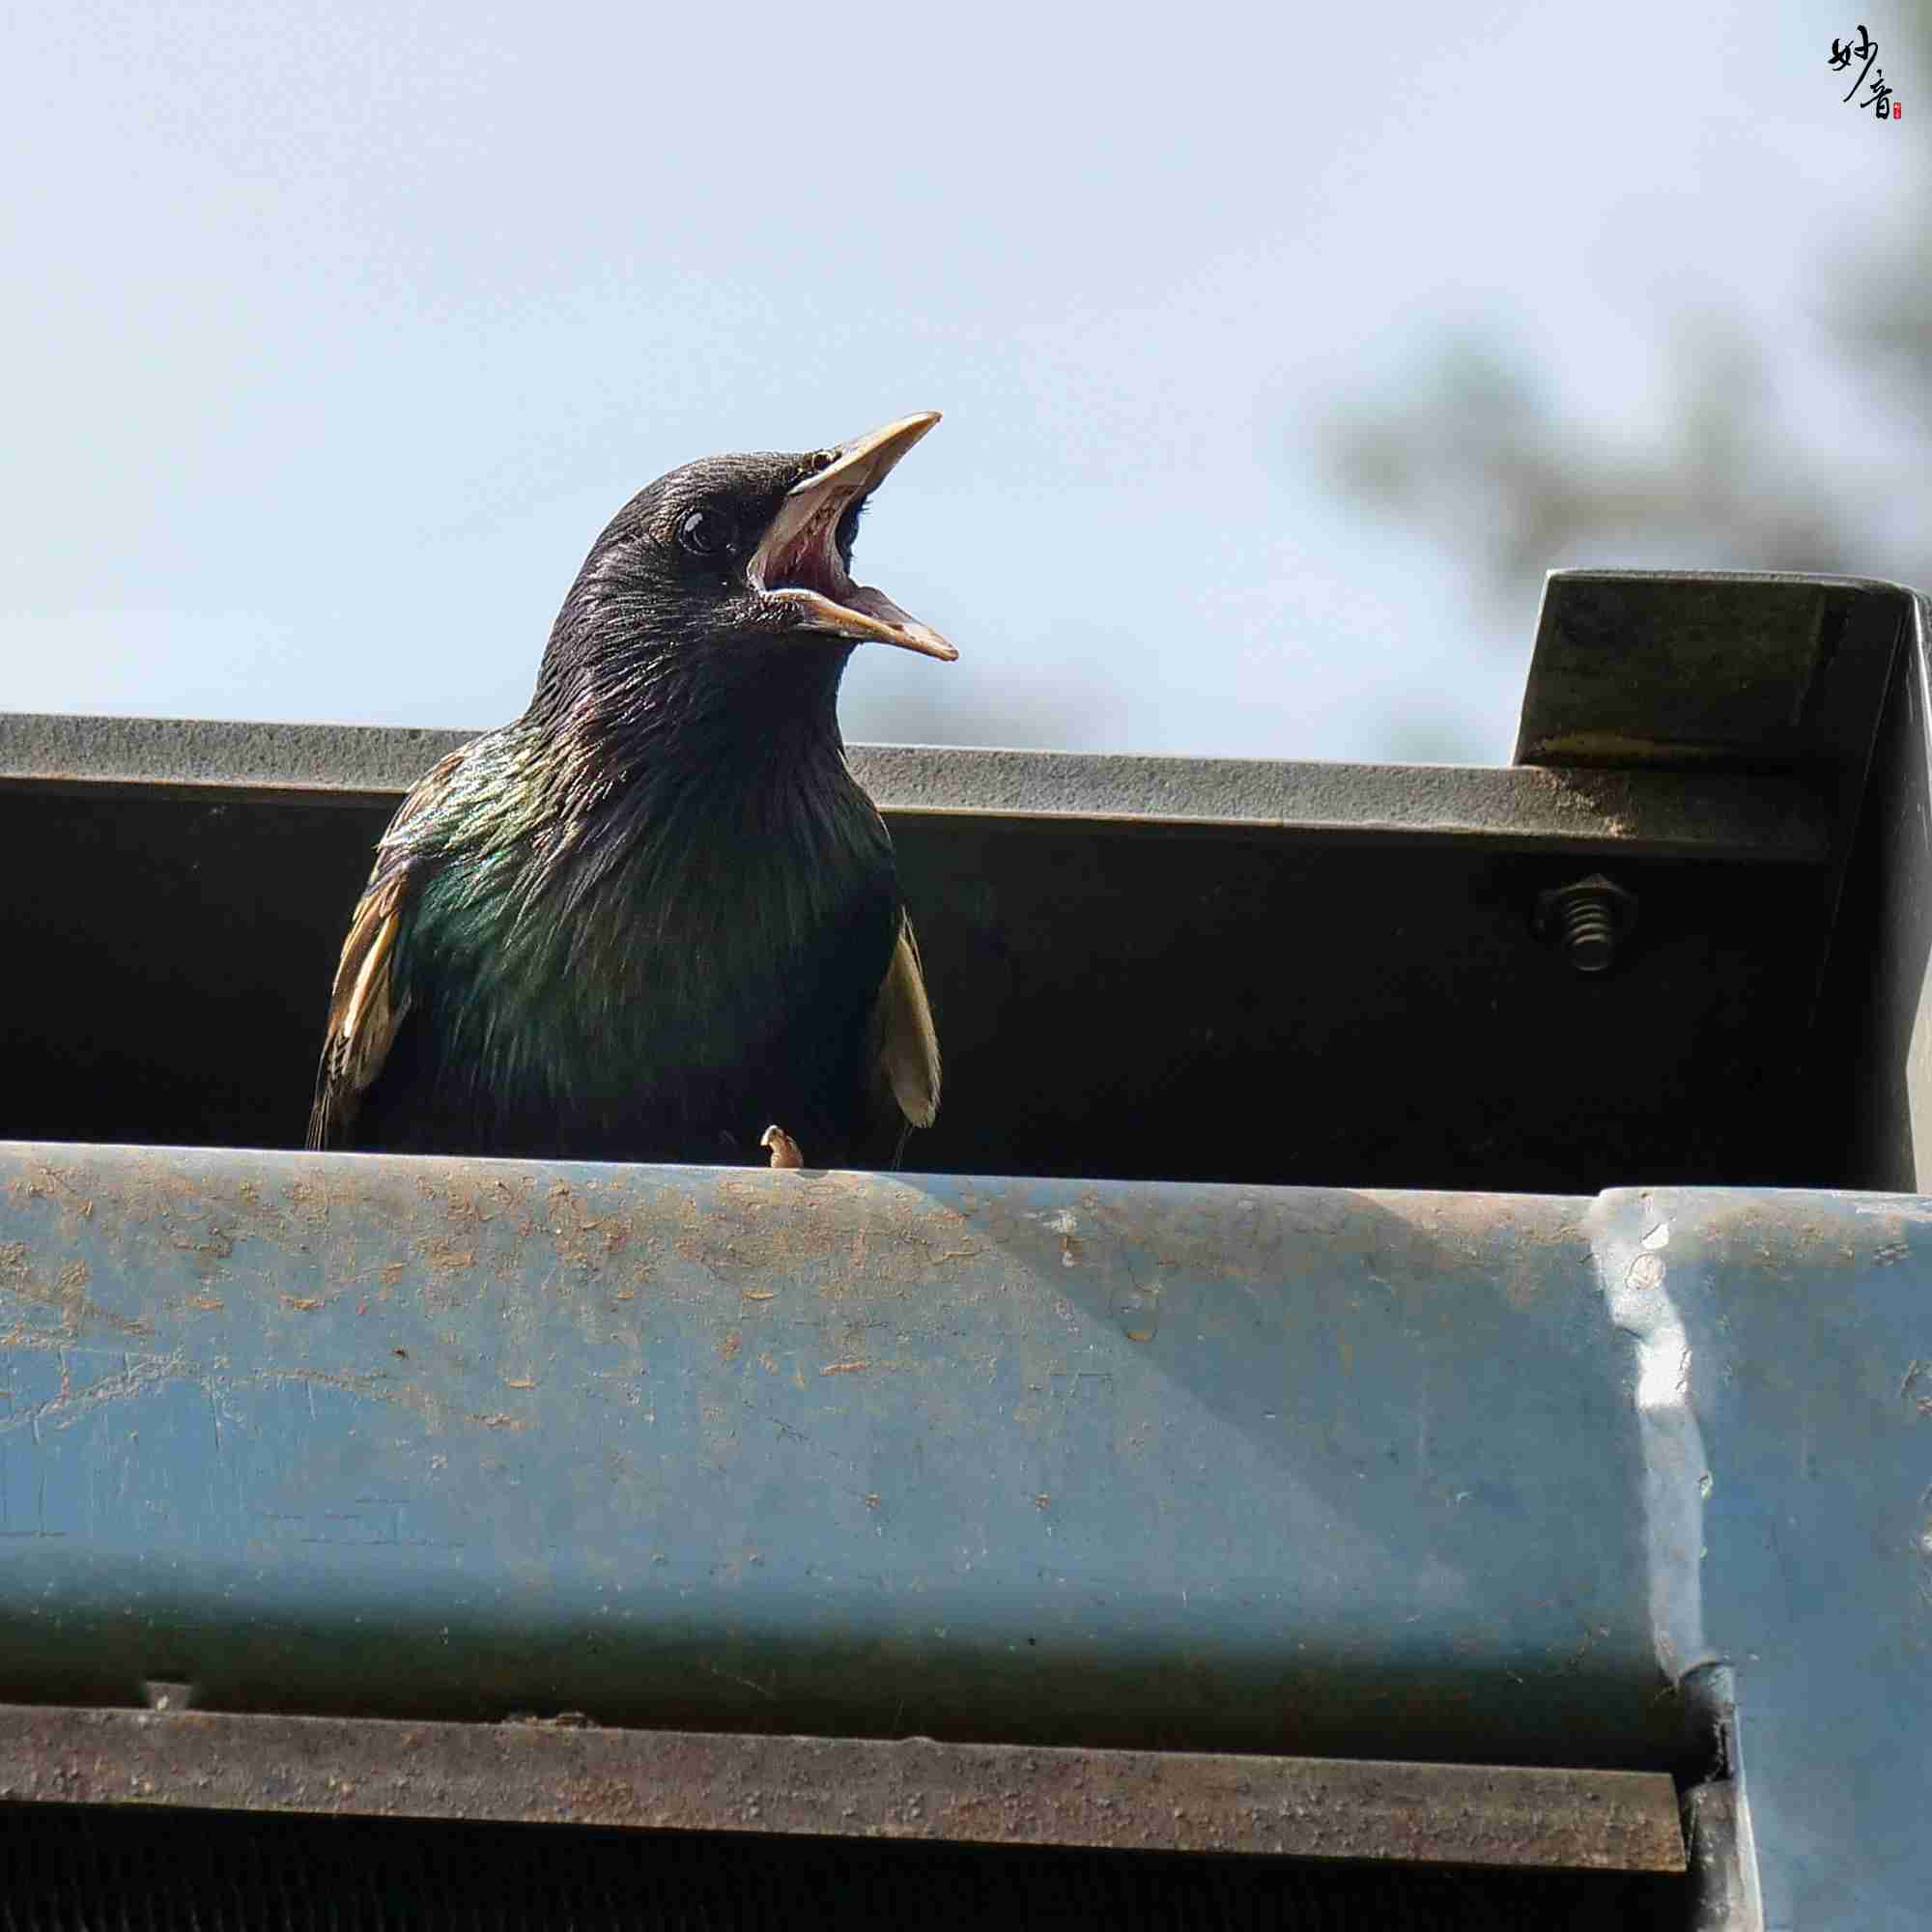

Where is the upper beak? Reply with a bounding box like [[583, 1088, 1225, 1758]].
[[746, 412, 958, 662]]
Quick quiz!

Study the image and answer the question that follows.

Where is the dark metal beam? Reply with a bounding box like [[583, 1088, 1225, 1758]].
[[1517, 570, 1908, 777], [0, 708, 1828, 858], [0, 1704, 1686, 1872]]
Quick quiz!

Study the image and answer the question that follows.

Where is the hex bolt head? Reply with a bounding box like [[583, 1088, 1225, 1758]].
[[1534, 874, 1639, 976]]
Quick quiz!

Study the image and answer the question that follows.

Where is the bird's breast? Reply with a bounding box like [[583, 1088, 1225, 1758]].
[[425, 771, 900, 1135]]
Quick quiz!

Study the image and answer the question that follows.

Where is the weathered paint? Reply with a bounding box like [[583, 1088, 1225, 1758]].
[[0, 1144, 1664, 1767]]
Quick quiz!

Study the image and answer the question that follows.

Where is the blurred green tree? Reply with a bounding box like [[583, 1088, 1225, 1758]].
[[1329, 20, 1932, 761]]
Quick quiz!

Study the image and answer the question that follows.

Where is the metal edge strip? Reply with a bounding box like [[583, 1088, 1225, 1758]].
[[0, 1704, 1686, 1872], [0, 712, 1828, 858]]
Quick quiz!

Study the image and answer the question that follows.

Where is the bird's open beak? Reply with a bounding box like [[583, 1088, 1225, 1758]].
[[746, 412, 958, 662]]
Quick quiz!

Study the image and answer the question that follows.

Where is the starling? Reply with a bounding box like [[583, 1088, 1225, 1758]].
[[308, 413, 953, 1170]]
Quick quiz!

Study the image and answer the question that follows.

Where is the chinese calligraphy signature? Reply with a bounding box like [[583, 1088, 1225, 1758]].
[[1829, 25, 1897, 119]]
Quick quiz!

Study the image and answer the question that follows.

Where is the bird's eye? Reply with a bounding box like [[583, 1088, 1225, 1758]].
[[675, 506, 738, 560]]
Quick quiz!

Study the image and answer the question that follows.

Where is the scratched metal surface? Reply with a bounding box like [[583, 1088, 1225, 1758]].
[[6, 1148, 1932, 1926]]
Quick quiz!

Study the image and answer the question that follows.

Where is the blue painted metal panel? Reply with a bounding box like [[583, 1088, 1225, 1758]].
[[1617, 1187, 1932, 1932], [5, 1145, 1931, 1924], [0, 1145, 1670, 1767]]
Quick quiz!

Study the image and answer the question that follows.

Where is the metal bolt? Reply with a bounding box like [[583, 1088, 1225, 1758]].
[[1534, 874, 1638, 976]]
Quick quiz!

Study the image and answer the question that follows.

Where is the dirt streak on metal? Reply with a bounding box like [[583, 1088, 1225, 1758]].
[[0, 1151, 987, 1293], [2, 1149, 1609, 1453], [0, 1238, 147, 1338], [5, 1147, 1597, 1311], [0, 1152, 1004, 1450]]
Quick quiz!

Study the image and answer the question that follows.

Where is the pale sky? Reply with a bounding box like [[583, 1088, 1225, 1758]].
[[1, 0, 1920, 761]]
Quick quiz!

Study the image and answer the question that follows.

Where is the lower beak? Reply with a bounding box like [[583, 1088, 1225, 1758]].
[[746, 412, 958, 662]]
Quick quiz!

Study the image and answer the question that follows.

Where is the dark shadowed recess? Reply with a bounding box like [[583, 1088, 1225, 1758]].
[[0, 1802, 1684, 1932], [0, 775, 1841, 1191]]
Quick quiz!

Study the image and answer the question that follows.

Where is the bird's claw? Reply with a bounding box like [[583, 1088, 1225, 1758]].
[[761, 1124, 805, 1170]]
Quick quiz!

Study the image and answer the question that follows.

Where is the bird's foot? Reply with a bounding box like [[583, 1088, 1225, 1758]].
[[761, 1124, 805, 1170]]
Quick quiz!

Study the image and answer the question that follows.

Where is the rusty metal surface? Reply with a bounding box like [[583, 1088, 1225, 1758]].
[[0, 1703, 1686, 1872]]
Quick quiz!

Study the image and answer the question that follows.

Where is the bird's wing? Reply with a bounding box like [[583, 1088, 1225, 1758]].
[[868, 914, 940, 1136], [306, 748, 464, 1151]]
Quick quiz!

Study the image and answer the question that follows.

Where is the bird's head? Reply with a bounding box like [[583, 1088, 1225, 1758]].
[[537, 413, 955, 729]]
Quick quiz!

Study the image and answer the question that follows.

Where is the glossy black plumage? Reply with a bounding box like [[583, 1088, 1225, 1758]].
[[308, 415, 952, 1168]]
